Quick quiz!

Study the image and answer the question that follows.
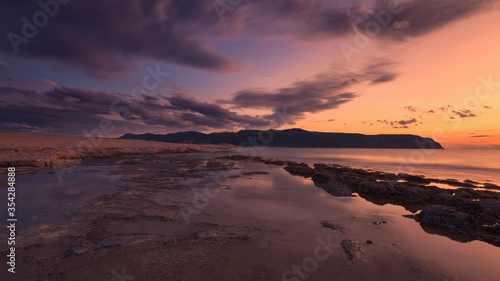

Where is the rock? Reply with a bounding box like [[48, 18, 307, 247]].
[[242, 171, 270, 176], [356, 180, 397, 197], [484, 183, 500, 190], [397, 173, 431, 184], [341, 240, 364, 261], [464, 179, 479, 184], [430, 193, 487, 220], [283, 163, 314, 177], [311, 172, 331, 183], [415, 205, 482, 237], [372, 171, 398, 181], [429, 178, 475, 188], [396, 185, 436, 205], [263, 159, 287, 166], [479, 199, 500, 220], [321, 221, 347, 233], [282, 161, 500, 247], [484, 224, 500, 235], [320, 178, 353, 197], [366, 240, 374, 245]]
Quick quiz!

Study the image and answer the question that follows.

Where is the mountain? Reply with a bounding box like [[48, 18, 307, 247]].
[[119, 129, 444, 149]]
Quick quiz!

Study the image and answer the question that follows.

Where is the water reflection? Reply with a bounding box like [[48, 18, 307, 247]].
[[0, 165, 124, 230], [207, 162, 500, 280]]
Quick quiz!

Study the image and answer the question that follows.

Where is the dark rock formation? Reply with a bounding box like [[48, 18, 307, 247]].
[[226, 155, 500, 247], [283, 163, 314, 178], [284, 162, 500, 247], [415, 205, 482, 237]]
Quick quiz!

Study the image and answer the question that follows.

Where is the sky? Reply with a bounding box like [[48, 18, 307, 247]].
[[0, 0, 499, 147]]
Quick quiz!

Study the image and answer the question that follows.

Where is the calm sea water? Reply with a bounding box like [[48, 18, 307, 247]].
[[253, 147, 500, 186]]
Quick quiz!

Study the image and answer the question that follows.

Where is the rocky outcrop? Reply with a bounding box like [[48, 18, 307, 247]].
[[415, 205, 482, 238], [283, 163, 314, 178], [282, 162, 500, 247], [225, 155, 500, 247]]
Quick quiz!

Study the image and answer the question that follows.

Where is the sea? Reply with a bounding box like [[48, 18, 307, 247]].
[[252, 147, 500, 186]]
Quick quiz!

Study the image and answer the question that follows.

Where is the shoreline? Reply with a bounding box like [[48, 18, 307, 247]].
[[1, 133, 499, 280], [225, 155, 500, 247]]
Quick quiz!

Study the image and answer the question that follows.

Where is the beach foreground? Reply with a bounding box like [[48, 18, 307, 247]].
[[1, 133, 499, 281]]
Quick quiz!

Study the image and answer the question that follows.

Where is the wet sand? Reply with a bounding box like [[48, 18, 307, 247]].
[[1, 134, 499, 280]]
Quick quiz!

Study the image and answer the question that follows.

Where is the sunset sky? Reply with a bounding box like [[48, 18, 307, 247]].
[[1, 0, 499, 147]]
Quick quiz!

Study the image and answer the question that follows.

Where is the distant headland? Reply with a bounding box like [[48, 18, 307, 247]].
[[120, 128, 444, 149]]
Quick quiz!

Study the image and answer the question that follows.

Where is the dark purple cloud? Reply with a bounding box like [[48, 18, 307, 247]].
[[219, 61, 399, 122], [1, 0, 496, 78], [0, 0, 238, 77], [0, 86, 273, 134], [165, 94, 270, 127], [0, 56, 400, 134], [363, 0, 497, 40], [221, 80, 357, 122]]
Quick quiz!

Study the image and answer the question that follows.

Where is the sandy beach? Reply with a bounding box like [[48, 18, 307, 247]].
[[1, 133, 499, 281]]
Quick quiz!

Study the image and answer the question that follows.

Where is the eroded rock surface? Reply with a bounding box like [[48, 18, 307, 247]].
[[266, 160, 500, 247]]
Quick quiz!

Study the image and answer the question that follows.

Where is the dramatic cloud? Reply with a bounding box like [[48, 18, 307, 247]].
[[0, 86, 273, 135], [221, 83, 356, 124], [225, 0, 496, 41], [0, 0, 238, 77], [0, 56, 399, 133], [363, 0, 497, 40], [220, 61, 398, 123], [1, 0, 496, 78], [165, 94, 270, 127]]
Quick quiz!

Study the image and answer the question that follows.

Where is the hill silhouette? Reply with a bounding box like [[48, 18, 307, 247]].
[[120, 129, 444, 149]]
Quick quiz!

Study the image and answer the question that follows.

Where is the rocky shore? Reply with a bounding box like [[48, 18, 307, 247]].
[[226, 155, 500, 247], [1, 134, 499, 280]]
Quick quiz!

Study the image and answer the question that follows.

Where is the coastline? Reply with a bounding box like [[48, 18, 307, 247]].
[[1, 133, 499, 280]]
